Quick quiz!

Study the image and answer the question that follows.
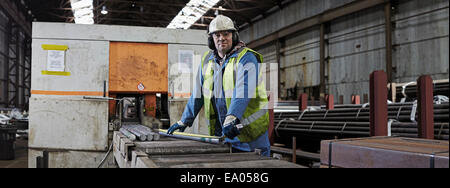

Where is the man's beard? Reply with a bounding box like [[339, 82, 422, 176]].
[[218, 44, 232, 54]]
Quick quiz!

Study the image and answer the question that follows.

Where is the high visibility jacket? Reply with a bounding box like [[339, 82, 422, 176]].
[[201, 48, 269, 142]]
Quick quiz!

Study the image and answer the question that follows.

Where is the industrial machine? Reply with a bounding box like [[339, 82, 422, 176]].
[[29, 22, 208, 167]]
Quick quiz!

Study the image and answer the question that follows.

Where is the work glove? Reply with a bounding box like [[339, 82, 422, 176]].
[[222, 115, 243, 139], [167, 121, 188, 135]]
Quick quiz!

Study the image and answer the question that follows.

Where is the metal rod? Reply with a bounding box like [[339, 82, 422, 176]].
[[159, 131, 223, 144], [275, 127, 449, 139], [119, 128, 136, 141], [277, 127, 369, 136], [124, 124, 155, 141], [292, 137, 297, 163], [124, 126, 147, 141]]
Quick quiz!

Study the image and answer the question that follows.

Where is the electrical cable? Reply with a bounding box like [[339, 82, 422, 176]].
[[95, 97, 133, 168]]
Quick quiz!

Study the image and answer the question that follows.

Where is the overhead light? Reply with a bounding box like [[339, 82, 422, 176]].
[[101, 6, 108, 15], [70, 0, 94, 24], [215, 6, 223, 15], [167, 0, 220, 29]]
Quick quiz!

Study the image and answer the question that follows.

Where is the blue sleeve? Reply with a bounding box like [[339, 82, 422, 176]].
[[180, 63, 204, 126], [226, 52, 259, 120]]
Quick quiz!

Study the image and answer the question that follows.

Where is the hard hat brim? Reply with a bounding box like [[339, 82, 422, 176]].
[[208, 29, 237, 35]]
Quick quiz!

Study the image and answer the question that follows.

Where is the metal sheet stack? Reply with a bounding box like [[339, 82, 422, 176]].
[[274, 102, 450, 146], [120, 124, 160, 142], [320, 137, 449, 168]]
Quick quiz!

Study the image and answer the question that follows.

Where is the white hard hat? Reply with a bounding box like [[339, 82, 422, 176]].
[[208, 15, 236, 34]]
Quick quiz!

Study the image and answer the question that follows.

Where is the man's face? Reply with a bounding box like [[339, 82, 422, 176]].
[[212, 31, 233, 55]]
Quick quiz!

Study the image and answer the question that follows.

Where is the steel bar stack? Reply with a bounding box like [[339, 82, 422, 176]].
[[278, 103, 448, 122], [394, 80, 449, 102], [121, 124, 160, 142], [274, 102, 449, 151], [113, 131, 305, 168]]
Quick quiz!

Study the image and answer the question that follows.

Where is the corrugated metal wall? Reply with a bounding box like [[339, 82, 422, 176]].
[[240, 0, 355, 42], [327, 4, 387, 104], [394, 0, 449, 82], [241, 0, 449, 104]]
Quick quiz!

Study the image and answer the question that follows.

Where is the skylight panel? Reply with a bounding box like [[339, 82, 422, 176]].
[[167, 0, 220, 29], [70, 0, 94, 24]]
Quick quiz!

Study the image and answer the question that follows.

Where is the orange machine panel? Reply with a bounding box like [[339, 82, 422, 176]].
[[109, 42, 168, 93]]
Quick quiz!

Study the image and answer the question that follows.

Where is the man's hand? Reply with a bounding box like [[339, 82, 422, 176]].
[[167, 121, 188, 135], [222, 115, 242, 139]]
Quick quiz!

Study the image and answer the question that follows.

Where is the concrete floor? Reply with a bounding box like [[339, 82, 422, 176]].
[[0, 139, 28, 168]]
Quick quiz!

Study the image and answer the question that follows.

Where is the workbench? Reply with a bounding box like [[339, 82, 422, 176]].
[[113, 131, 305, 168]]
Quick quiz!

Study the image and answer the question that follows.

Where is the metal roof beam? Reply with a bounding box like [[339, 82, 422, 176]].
[[0, 0, 31, 36]]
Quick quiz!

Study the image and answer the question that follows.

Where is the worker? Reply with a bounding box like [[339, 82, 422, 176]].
[[167, 15, 271, 157]]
